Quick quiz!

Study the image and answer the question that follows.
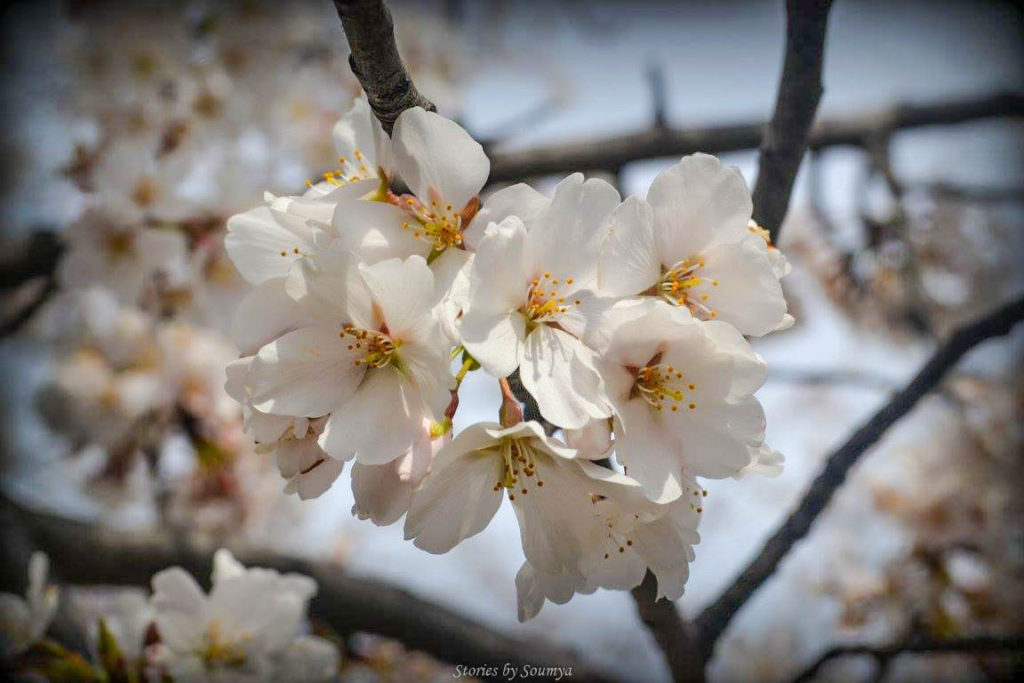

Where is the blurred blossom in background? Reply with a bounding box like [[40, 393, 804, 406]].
[[1, 0, 1022, 681]]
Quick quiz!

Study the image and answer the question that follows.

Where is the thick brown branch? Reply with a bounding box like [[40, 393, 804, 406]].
[[486, 91, 1023, 186], [0, 495, 612, 682], [332, 0, 435, 134], [631, 571, 704, 683], [694, 294, 1024, 659], [790, 635, 1024, 683], [752, 0, 833, 243]]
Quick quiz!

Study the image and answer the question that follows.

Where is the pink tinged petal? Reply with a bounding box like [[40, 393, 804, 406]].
[[392, 107, 490, 210], [614, 402, 685, 503], [470, 183, 549, 250], [247, 327, 363, 417], [150, 568, 207, 653], [689, 240, 788, 336], [648, 153, 752, 262], [358, 255, 435, 340], [520, 326, 610, 430], [403, 450, 504, 554], [319, 369, 421, 465], [332, 200, 429, 263], [232, 278, 316, 356], [526, 174, 620, 288], [225, 206, 315, 285], [598, 195, 660, 297], [458, 310, 526, 379], [350, 461, 415, 526], [285, 456, 344, 501], [286, 246, 375, 330]]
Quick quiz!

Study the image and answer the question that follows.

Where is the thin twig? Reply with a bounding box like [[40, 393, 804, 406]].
[[0, 493, 613, 682], [332, 0, 435, 134], [486, 91, 1023, 186], [752, 0, 833, 243], [0, 276, 57, 338], [631, 571, 704, 683], [694, 294, 1024, 658], [789, 635, 1024, 683]]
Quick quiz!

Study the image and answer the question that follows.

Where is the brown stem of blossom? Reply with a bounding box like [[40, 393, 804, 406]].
[[332, 0, 436, 134], [498, 377, 524, 427]]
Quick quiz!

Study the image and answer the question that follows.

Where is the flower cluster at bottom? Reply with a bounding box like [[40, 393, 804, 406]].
[[222, 96, 790, 620]]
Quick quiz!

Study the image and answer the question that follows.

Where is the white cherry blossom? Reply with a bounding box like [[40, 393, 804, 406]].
[[243, 250, 453, 465], [598, 153, 790, 336], [404, 421, 601, 576], [457, 173, 620, 429], [515, 464, 703, 620], [590, 298, 769, 502], [148, 550, 336, 682]]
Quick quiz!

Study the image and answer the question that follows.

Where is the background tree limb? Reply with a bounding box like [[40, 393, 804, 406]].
[[0, 493, 613, 683], [485, 91, 1022, 186], [789, 635, 1024, 683], [631, 571, 704, 683], [694, 294, 1024, 659]]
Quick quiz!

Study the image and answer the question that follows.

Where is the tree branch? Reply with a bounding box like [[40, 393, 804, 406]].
[[694, 294, 1024, 658], [790, 635, 1024, 683], [752, 0, 833, 243], [0, 494, 613, 682], [485, 91, 1023, 186], [332, 0, 435, 134], [631, 571, 704, 683]]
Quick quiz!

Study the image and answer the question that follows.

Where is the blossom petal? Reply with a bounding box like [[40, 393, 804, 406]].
[[225, 206, 315, 285], [247, 327, 363, 417], [319, 369, 420, 465], [332, 200, 428, 263], [598, 195, 660, 297], [520, 326, 609, 430], [286, 245, 375, 330], [393, 107, 489, 210], [150, 568, 206, 653], [689, 240, 788, 336], [458, 310, 526, 379], [358, 255, 435, 340], [403, 434, 504, 554], [648, 153, 751, 262], [350, 461, 415, 526], [613, 404, 684, 503], [232, 278, 316, 356], [470, 183, 549, 250]]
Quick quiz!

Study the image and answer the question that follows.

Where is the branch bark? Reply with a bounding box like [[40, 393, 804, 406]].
[[631, 571, 704, 683], [332, 0, 435, 134], [790, 635, 1024, 683], [694, 294, 1024, 659], [752, 0, 833, 243], [0, 495, 612, 682], [486, 91, 1023, 186]]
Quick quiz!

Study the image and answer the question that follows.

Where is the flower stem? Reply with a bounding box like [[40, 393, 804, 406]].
[[498, 377, 524, 427]]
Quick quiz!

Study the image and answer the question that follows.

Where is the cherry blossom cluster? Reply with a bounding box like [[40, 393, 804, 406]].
[[224, 97, 791, 619], [0, 551, 337, 681]]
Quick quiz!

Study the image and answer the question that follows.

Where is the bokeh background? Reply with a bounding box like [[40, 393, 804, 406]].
[[1, 0, 1022, 680]]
